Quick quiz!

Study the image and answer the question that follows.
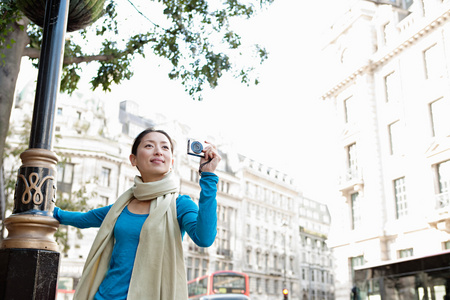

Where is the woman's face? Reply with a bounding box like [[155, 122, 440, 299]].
[[129, 132, 174, 182]]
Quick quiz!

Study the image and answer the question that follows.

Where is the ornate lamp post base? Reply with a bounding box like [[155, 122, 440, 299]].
[[0, 249, 59, 299], [2, 214, 59, 251], [0, 148, 60, 299], [1, 148, 59, 251]]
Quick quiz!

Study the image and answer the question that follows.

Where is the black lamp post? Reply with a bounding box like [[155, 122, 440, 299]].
[[0, 0, 104, 298]]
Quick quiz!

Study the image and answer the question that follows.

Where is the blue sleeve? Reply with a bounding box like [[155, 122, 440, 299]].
[[53, 205, 112, 228], [177, 172, 218, 247]]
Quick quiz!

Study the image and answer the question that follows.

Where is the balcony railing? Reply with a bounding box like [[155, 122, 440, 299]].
[[216, 248, 232, 257], [436, 192, 450, 209], [338, 169, 363, 190]]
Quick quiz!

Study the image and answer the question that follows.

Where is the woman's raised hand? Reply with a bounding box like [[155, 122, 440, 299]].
[[200, 141, 221, 173]]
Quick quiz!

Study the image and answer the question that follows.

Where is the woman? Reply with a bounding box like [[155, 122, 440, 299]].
[[53, 128, 221, 300]]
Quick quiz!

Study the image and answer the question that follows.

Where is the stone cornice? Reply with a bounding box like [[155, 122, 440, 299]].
[[321, 8, 450, 100], [55, 147, 125, 164]]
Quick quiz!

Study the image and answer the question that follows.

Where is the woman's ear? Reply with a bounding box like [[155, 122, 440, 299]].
[[169, 158, 174, 172], [129, 154, 137, 167]]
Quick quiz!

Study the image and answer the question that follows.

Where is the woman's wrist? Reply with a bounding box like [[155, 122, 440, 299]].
[[53, 207, 61, 222], [200, 171, 216, 177]]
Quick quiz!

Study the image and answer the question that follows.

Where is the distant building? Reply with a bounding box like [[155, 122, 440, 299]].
[[7, 88, 334, 299], [321, 1, 450, 299]]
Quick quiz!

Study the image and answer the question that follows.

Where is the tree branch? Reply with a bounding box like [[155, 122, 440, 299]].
[[22, 47, 121, 64], [22, 33, 157, 65], [62, 54, 117, 64]]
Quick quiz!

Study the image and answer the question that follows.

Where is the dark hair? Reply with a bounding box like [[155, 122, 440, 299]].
[[131, 128, 174, 155]]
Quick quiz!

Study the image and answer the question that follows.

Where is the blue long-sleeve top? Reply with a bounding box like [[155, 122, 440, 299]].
[[53, 172, 218, 300]]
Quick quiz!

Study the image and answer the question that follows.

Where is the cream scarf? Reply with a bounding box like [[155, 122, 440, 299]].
[[74, 172, 188, 300]]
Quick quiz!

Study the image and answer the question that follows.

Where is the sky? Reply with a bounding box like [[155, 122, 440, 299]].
[[103, 0, 349, 203], [16, 0, 351, 203]]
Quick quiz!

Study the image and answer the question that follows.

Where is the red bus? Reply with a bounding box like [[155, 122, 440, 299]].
[[187, 270, 250, 299]]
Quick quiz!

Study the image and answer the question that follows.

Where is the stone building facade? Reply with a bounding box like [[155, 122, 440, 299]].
[[6, 88, 334, 299], [321, 0, 450, 298]]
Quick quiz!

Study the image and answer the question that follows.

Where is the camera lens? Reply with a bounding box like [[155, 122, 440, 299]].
[[191, 141, 203, 154]]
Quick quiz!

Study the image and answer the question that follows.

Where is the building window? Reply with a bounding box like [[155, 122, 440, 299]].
[[388, 121, 404, 155], [217, 205, 222, 221], [194, 258, 200, 279], [424, 44, 445, 80], [247, 182, 256, 198], [100, 167, 111, 187], [100, 196, 109, 206], [202, 259, 208, 276], [219, 180, 229, 193], [190, 169, 199, 182], [429, 98, 450, 137], [437, 160, 450, 208], [351, 192, 361, 230], [216, 228, 230, 256], [394, 177, 408, 219], [57, 162, 74, 194], [58, 277, 74, 294], [222, 206, 228, 222], [438, 160, 450, 193], [256, 278, 261, 293], [57, 163, 74, 184], [443, 241, 450, 250], [246, 249, 251, 266], [344, 96, 357, 124], [264, 253, 269, 270], [57, 107, 63, 116], [403, 0, 413, 9], [398, 248, 413, 258], [347, 143, 359, 180], [186, 257, 193, 281], [350, 255, 364, 283], [290, 257, 294, 273], [256, 252, 261, 268], [384, 71, 400, 103], [382, 22, 390, 44]]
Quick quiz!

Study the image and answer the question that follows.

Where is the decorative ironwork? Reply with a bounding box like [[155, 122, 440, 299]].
[[18, 172, 55, 205], [3, 149, 59, 250], [436, 192, 450, 209]]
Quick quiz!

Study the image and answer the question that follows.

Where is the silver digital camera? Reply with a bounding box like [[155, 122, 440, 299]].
[[187, 139, 205, 157]]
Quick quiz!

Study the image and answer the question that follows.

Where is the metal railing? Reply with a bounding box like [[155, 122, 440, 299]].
[[436, 192, 450, 209]]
